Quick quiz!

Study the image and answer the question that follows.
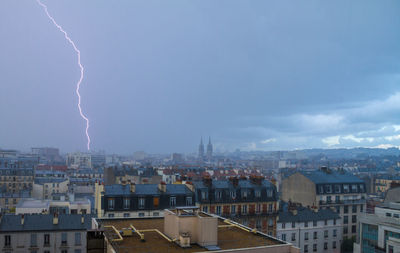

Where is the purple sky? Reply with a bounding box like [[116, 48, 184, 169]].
[[1, 0, 400, 154]]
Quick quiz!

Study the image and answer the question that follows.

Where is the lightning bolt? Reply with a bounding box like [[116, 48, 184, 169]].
[[36, 0, 91, 150]]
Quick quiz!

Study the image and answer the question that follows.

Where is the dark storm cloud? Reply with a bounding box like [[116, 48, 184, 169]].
[[0, 0, 399, 153]]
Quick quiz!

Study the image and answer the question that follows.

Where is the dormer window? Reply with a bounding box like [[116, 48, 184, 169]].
[[267, 189, 273, 198], [343, 184, 349, 193], [351, 184, 358, 193], [319, 185, 324, 194], [325, 185, 332, 194], [215, 190, 222, 200], [359, 184, 365, 192], [230, 190, 236, 199], [334, 185, 341, 193], [201, 190, 208, 200], [255, 190, 261, 198], [242, 190, 248, 199]]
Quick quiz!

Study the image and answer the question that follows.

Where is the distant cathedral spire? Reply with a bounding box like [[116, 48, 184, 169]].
[[198, 137, 204, 159], [207, 137, 213, 159]]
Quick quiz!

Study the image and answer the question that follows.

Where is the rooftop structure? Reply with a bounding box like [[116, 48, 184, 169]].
[[97, 207, 299, 253]]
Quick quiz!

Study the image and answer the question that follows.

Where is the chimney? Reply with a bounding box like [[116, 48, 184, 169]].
[[21, 214, 24, 225], [291, 209, 298, 216], [53, 213, 59, 225], [130, 182, 136, 193], [158, 181, 167, 193], [229, 176, 239, 187], [203, 176, 212, 187]]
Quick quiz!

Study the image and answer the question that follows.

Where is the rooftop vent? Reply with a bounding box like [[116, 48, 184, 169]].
[[179, 232, 191, 248]]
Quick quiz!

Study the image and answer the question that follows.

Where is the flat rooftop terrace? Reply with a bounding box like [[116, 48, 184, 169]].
[[98, 216, 287, 253]]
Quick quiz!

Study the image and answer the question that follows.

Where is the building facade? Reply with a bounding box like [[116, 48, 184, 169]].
[[192, 176, 279, 236], [0, 214, 92, 253], [99, 182, 195, 218], [281, 168, 366, 240], [277, 206, 342, 253], [353, 202, 400, 253]]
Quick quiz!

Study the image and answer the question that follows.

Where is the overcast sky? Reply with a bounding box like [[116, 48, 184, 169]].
[[1, 0, 400, 154]]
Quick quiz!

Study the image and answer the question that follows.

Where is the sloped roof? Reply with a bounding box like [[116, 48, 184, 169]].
[[0, 214, 93, 232], [104, 184, 192, 196], [299, 171, 364, 184], [278, 207, 340, 223]]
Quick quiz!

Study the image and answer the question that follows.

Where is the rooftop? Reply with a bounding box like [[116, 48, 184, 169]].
[[0, 214, 93, 232], [278, 207, 341, 223], [104, 184, 193, 196], [97, 214, 289, 253], [299, 170, 364, 184]]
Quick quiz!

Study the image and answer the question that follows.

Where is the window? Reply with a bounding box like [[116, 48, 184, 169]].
[[108, 213, 114, 218], [333, 229, 337, 237], [343, 227, 348, 234], [153, 212, 159, 216], [325, 185, 332, 193], [333, 219, 336, 225], [75, 232, 81, 245], [203, 206, 208, 213], [305, 221, 308, 227], [4, 235, 11, 247], [61, 233, 67, 245], [230, 190, 236, 199], [215, 191, 222, 200], [242, 190, 248, 199], [268, 218, 273, 227], [292, 222, 295, 228], [360, 204, 364, 213], [282, 222, 285, 229], [124, 213, 130, 217], [313, 244, 317, 252], [352, 205, 357, 213], [351, 184, 358, 193], [30, 233, 37, 247], [44, 234, 50, 246], [75, 250, 82, 253], [359, 184, 365, 192], [291, 233, 296, 241], [123, 198, 130, 209], [231, 205, 236, 214], [256, 204, 261, 214], [335, 195, 340, 203], [386, 212, 392, 217], [324, 219, 328, 226], [108, 198, 114, 210], [343, 184, 349, 193], [304, 232, 309, 240], [170, 196, 176, 207], [267, 189, 273, 197], [153, 197, 159, 208], [334, 185, 341, 193], [324, 242, 328, 250], [324, 230, 328, 238], [139, 198, 145, 209], [186, 197, 192, 206], [389, 245, 394, 253], [268, 203, 273, 213], [352, 225, 356, 233], [139, 212, 145, 217], [61, 250, 67, 253], [313, 220, 317, 227], [344, 205, 349, 213], [333, 241, 337, 249], [352, 215, 357, 223], [394, 213, 399, 218], [344, 216, 348, 224], [281, 233, 286, 241], [313, 231, 318, 239], [319, 185, 324, 194], [255, 190, 261, 198], [242, 205, 248, 214], [201, 190, 208, 200], [304, 245, 308, 253], [216, 206, 221, 215]]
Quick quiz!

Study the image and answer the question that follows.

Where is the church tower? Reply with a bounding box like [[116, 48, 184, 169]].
[[198, 137, 204, 159], [206, 137, 213, 160]]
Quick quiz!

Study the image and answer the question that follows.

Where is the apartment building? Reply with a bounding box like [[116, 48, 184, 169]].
[[282, 168, 366, 239], [0, 167, 34, 193], [32, 178, 69, 200], [192, 176, 279, 236], [98, 182, 195, 218], [0, 214, 92, 253], [353, 202, 400, 253], [277, 206, 342, 253]]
